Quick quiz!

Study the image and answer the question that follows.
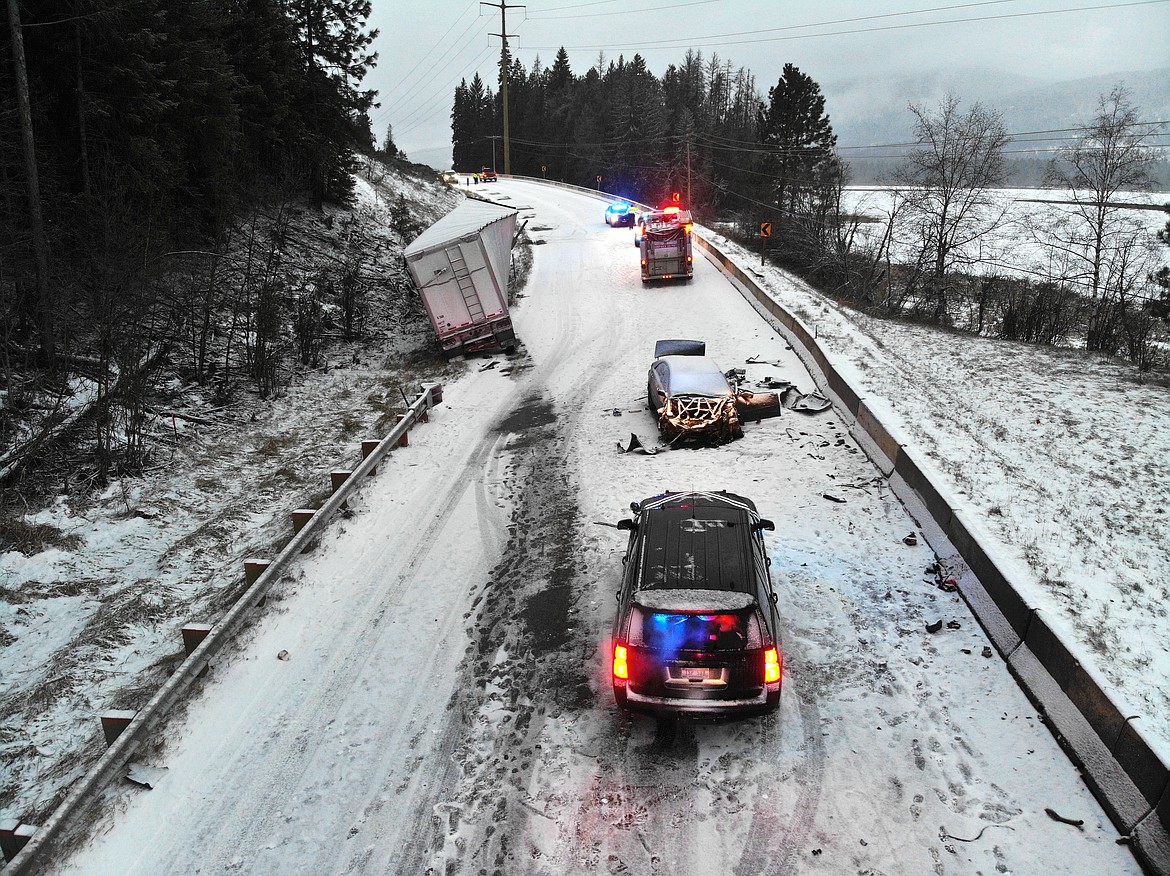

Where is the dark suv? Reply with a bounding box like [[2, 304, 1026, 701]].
[[611, 491, 783, 717]]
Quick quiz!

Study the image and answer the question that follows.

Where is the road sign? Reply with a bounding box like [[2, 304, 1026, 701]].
[[760, 222, 773, 237]]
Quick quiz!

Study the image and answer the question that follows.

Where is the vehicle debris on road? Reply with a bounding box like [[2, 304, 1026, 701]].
[[616, 433, 661, 455]]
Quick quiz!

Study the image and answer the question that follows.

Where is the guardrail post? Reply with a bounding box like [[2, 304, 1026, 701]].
[[244, 558, 271, 606], [361, 440, 380, 475], [244, 559, 270, 585], [100, 710, 136, 745], [291, 509, 315, 534], [331, 470, 352, 510], [396, 420, 410, 447], [181, 624, 213, 656], [1, 820, 36, 863]]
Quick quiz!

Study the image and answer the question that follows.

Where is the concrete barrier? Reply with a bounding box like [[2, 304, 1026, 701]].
[[946, 509, 1033, 645], [854, 400, 900, 474]]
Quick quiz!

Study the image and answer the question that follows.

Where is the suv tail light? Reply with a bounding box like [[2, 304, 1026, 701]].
[[763, 647, 782, 683], [613, 643, 629, 679]]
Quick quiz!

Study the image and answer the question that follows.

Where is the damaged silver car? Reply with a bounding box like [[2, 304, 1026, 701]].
[[647, 340, 743, 445]]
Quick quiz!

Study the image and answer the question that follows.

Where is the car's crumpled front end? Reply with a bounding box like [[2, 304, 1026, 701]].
[[658, 394, 743, 445]]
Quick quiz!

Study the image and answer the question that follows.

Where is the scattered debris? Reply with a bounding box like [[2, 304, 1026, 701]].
[[759, 378, 795, 391], [982, 646, 994, 658], [1044, 808, 1085, 830], [277, 650, 290, 661], [790, 391, 832, 413], [939, 578, 959, 593], [735, 390, 782, 421], [125, 763, 169, 789], [479, 360, 498, 371], [942, 822, 1014, 842], [947, 620, 961, 630], [821, 492, 847, 503], [926, 619, 944, 633], [903, 532, 918, 546], [745, 355, 787, 366], [611, 408, 622, 417], [616, 433, 660, 455]]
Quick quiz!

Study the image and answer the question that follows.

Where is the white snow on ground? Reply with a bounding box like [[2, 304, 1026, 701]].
[[25, 178, 1149, 875], [698, 222, 1170, 764], [0, 164, 464, 822]]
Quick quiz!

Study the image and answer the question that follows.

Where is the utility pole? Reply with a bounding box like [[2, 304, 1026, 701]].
[[482, 1, 523, 176], [6, 0, 54, 365]]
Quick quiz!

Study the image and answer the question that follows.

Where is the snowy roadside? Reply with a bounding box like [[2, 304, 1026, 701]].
[[697, 225, 1170, 761], [0, 165, 468, 824]]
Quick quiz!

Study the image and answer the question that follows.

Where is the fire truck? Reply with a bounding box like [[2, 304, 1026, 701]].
[[639, 205, 693, 283]]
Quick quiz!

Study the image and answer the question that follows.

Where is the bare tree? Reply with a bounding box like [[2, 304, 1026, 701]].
[[1044, 85, 1159, 351], [894, 94, 1009, 323]]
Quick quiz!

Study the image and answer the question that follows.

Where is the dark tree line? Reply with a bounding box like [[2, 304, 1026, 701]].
[[1, 0, 379, 368], [0, 0, 385, 482], [451, 49, 846, 282], [452, 49, 821, 218]]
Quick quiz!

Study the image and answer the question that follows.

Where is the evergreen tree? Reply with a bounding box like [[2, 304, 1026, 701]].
[[756, 64, 837, 224], [283, 0, 379, 206]]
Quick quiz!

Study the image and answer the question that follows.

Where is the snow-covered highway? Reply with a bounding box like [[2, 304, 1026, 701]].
[[44, 179, 1142, 875]]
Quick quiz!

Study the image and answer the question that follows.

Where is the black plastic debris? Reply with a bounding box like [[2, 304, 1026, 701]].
[[617, 433, 660, 455], [790, 391, 832, 413]]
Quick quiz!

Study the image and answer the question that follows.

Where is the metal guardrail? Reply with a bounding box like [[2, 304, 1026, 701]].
[[689, 232, 1169, 876], [2, 383, 444, 874]]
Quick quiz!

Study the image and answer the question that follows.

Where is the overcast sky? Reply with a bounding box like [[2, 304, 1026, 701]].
[[367, 0, 1170, 168]]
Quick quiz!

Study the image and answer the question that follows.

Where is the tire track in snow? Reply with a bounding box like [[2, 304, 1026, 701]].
[[161, 396, 521, 876]]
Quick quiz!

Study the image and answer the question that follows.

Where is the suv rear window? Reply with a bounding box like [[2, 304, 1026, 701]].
[[629, 606, 762, 652]]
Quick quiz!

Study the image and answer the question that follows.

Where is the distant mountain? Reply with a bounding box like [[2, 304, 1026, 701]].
[[825, 65, 1169, 154]]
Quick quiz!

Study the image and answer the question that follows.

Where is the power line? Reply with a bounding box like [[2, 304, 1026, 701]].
[[523, 0, 1169, 52], [392, 46, 495, 137], [528, 0, 727, 20], [375, 10, 486, 125]]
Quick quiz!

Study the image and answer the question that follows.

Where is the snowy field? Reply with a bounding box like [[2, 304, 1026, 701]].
[[839, 186, 1169, 280], [10, 178, 1151, 874]]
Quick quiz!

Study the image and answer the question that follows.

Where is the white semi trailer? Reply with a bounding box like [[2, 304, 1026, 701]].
[[404, 199, 518, 356]]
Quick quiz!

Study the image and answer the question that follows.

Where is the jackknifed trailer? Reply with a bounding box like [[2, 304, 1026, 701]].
[[404, 199, 518, 356]]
